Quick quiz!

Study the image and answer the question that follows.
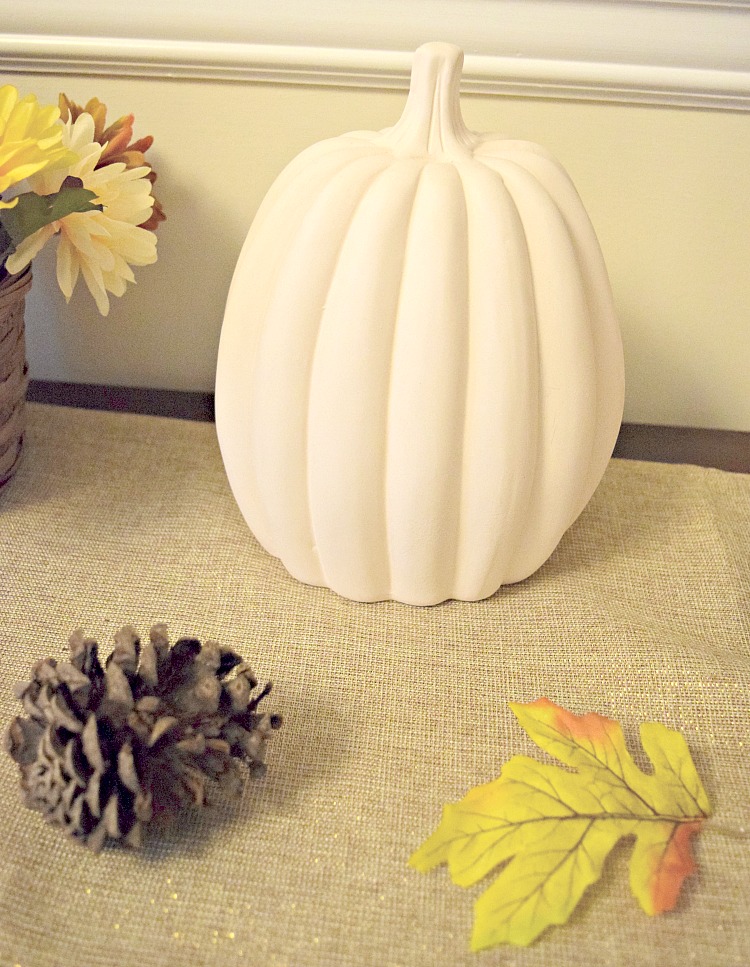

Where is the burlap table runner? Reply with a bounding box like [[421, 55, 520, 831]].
[[1, 403, 748, 967]]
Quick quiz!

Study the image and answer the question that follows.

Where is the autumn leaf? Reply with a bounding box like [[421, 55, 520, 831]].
[[409, 698, 711, 950]]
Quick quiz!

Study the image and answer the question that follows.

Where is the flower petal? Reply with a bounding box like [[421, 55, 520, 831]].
[[10, 106, 160, 313], [4, 224, 57, 275], [0, 87, 74, 194]]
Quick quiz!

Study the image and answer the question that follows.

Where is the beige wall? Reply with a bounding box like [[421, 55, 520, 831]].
[[3, 71, 749, 430]]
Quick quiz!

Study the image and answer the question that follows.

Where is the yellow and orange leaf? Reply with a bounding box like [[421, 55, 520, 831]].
[[409, 698, 711, 950]]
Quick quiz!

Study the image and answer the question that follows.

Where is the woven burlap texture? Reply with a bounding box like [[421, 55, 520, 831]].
[[1, 403, 748, 967]]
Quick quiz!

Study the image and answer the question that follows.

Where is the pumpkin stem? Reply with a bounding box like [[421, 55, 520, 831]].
[[384, 42, 473, 158]]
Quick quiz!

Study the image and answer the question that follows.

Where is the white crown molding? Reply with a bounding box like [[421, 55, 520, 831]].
[[1, 1, 749, 111]]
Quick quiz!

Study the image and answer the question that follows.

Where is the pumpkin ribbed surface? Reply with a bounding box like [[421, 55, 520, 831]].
[[216, 43, 624, 605]]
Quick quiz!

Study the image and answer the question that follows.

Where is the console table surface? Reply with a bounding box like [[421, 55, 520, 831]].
[[1, 401, 748, 967]]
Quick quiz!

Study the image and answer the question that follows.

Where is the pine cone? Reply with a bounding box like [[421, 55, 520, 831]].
[[4, 624, 281, 851]]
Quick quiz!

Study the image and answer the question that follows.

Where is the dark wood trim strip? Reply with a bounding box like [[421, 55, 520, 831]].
[[27, 379, 215, 422], [612, 422, 749, 473], [27, 380, 749, 472]]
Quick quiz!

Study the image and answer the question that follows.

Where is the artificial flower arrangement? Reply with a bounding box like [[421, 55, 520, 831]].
[[0, 84, 164, 315]]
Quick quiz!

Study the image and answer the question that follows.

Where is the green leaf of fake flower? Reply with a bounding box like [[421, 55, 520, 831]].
[[0, 177, 102, 260]]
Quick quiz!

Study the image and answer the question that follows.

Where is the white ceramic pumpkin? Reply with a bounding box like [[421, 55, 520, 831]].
[[216, 42, 624, 605]]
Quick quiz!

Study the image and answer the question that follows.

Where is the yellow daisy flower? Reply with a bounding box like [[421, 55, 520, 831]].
[[6, 112, 157, 315], [59, 93, 166, 230], [0, 85, 77, 206]]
